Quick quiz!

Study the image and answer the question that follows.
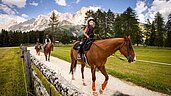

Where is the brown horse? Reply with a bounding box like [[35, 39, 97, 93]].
[[70, 37, 136, 95], [35, 43, 42, 55], [44, 42, 54, 61]]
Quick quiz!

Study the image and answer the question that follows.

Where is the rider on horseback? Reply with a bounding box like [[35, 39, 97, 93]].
[[35, 38, 41, 49], [44, 34, 51, 50], [78, 17, 95, 59]]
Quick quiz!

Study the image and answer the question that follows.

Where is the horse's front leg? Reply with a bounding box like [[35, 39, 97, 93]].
[[45, 55, 47, 61], [48, 52, 50, 61], [44, 52, 47, 61], [98, 66, 109, 94], [91, 65, 98, 95], [81, 63, 86, 86]]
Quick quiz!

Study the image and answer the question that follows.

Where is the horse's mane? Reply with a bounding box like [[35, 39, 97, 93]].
[[94, 38, 125, 45]]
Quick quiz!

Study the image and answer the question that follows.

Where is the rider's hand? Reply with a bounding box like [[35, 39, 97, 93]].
[[86, 36, 90, 39]]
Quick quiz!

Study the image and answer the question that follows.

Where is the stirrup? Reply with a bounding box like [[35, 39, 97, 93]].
[[77, 53, 81, 59]]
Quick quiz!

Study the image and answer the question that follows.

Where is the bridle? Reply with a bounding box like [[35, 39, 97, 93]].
[[118, 40, 132, 62]]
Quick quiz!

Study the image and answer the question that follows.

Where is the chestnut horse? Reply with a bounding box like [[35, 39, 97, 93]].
[[44, 42, 54, 61], [35, 44, 42, 55], [70, 37, 136, 95]]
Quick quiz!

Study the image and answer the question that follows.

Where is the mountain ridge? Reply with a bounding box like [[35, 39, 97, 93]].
[[7, 6, 100, 32]]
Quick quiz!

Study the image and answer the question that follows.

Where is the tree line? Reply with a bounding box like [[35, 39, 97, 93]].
[[85, 7, 171, 47], [0, 29, 76, 47], [0, 30, 45, 46]]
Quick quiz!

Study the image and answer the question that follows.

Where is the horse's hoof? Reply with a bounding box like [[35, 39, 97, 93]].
[[72, 77, 75, 80], [83, 83, 87, 86], [92, 91, 98, 96], [99, 88, 104, 94]]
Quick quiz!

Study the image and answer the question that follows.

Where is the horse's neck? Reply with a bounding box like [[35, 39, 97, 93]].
[[94, 38, 124, 57], [47, 43, 53, 50]]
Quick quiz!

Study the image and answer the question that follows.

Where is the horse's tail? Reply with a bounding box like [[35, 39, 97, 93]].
[[69, 43, 78, 74], [69, 60, 77, 74]]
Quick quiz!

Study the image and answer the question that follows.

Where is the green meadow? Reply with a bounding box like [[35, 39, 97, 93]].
[[0, 47, 26, 96]]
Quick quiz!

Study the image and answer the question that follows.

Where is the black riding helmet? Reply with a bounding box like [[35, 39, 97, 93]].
[[87, 19, 95, 26]]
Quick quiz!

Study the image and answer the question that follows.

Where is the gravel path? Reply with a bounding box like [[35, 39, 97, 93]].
[[28, 47, 167, 96]]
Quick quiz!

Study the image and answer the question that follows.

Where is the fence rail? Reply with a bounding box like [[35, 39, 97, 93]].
[[31, 54, 86, 96], [22, 47, 86, 96]]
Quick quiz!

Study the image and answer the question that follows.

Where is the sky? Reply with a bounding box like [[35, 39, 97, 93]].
[[0, 0, 171, 27]]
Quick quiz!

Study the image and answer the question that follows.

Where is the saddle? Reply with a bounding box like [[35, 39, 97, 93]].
[[73, 39, 94, 51]]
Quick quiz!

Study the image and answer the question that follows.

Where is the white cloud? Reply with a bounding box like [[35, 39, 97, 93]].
[[0, 14, 27, 30], [135, 0, 171, 23], [21, 14, 29, 18], [30, 1, 39, 6], [88, 6, 101, 12], [75, 0, 80, 4], [0, 4, 16, 15], [2, 0, 26, 8], [134, 1, 147, 23], [0, 14, 26, 30], [55, 0, 67, 6], [0, 14, 27, 24], [135, 1, 147, 14], [147, 0, 171, 22]]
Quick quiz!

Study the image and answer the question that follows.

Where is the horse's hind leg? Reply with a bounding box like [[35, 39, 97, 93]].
[[81, 63, 86, 86], [98, 66, 109, 94]]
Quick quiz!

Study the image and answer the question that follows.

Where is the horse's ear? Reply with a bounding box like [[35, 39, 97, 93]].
[[128, 35, 131, 39]]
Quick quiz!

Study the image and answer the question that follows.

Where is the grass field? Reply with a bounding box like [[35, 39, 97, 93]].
[[51, 46, 171, 95], [0, 47, 26, 96]]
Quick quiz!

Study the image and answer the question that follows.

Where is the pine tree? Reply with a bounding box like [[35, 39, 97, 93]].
[[95, 9, 106, 38], [120, 7, 142, 45], [165, 13, 171, 47], [1, 29, 9, 46], [105, 9, 115, 38], [113, 14, 123, 37], [154, 12, 166, 47], [144, 19, 152, 46], [49, 11, 59, 42]]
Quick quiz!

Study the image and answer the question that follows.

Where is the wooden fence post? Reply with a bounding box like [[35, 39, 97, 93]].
[[23, 47, 34, 96]]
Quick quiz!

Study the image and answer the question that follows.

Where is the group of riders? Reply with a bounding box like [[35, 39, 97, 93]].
[[35, 17, 96, 59], [35, 34, 51, 51]]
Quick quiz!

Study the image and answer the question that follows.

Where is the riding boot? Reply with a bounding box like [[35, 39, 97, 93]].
[[44, 44, 47, 51], [78, 46, 82, 59]]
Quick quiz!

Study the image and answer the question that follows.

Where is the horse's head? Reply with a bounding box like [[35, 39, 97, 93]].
[[119, 37, 136, 63]]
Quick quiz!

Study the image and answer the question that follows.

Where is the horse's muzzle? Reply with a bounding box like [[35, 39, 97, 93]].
[[127, 55, 136, 63]]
